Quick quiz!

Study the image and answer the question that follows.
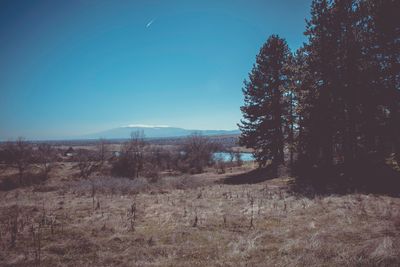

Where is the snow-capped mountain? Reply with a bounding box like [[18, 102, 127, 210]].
[[83, 125, 240, 139]]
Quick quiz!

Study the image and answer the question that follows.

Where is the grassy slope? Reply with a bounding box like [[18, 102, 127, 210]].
[[0, 164, 399, 266]]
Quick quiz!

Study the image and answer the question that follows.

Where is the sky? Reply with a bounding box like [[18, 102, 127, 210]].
[[0, 0, 312, 140]]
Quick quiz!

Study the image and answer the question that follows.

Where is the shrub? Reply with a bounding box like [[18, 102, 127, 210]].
[[111, 131, 145, 179], [234, 151, 243, 166], [34, 143, 56, 179], [3, 138, 33, 184], [180, 133, 217, 173], [76, 150, 98, 178], [214, 154, 226, 174]]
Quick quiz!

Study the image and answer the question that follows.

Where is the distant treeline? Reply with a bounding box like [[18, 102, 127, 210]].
[[0, 133, 244, 190], [239, 0, 399, 179], [4, 134, 239, 148]]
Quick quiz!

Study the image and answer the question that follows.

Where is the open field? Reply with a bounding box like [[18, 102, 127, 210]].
[[1, 162, 399, 267], [2, 0, 399, 266]]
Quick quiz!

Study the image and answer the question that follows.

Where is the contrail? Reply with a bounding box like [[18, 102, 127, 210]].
[[146, 18, 155, 28]]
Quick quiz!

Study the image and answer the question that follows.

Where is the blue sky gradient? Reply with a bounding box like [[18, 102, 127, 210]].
[[0, 0, 311, 140]]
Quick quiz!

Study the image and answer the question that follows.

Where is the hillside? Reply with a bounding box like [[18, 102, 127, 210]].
[[1, 163, 399, 266]]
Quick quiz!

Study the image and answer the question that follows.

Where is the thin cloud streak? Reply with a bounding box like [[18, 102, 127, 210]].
[[146, 18, 156, 28]]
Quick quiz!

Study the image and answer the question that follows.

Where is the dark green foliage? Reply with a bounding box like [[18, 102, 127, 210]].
[[238, 35, 292, 171], [239, 0, 400, 185], [297, 0, 400, 172]]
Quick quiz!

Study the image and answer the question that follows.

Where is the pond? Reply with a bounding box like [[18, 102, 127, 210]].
[[113, 151, 255, 162], [213, 152, 254, 162]]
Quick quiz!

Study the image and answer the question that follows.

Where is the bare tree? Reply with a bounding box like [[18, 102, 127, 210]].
[[214, 154, 226, 174], [0, 144, 6, 175], [228, 150, 235, 164], [96, 138, 108, 167], [128, 131, 146, 178], [4, 137, 33, 184], [111, 131, 146, 179], [234, 151, 243, 167], [36, 143, 56, 179], [181, 133, 215, 173], [76, 150, 97, 178]]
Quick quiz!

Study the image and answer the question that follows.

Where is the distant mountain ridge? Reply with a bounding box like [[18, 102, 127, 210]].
[[83, 126, 240, 139]]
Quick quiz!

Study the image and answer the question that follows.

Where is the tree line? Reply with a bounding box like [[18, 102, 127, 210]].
[[239, 0, 399, 180], [0, 133, 244, 189]]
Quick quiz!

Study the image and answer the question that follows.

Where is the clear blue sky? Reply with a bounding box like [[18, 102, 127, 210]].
[[0, 0, 311, 140]]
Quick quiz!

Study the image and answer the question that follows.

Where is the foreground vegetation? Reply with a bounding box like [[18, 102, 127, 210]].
[[0, 131, 399, 266], [0, 161, 399, 266]]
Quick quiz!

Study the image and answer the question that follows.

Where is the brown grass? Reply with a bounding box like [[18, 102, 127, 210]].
[[0, 162, 399, 266]]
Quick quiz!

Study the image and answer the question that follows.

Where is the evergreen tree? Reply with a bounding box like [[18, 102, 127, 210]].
[[292, 47, 313, 166], [284, 52, 298, 168], [299, 0, 337, 168], [296, 0, 399, 175], [239, 0, 400, 185], [238, 35, 291, 171], [361, 0, 400, 161]]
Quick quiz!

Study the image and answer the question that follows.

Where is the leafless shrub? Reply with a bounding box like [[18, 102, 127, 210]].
[[91, 181, 96, 210], [31, 223, 42, 264], [0, 151, 6, 175], [180, 133, 218, 174], [214, 154, 226, 174], [96, 138, 108, 167], [228, 150, 235, 164], [0, 143, 6, 164], [192, 208, 198, 227], [76, 151, 98, 178], [8, 206, 19, 248], [249, 196, 255, 229], [141, 145, 187, 180], [3, 138, 33, 184], [145, 145, 175, 170], [35, 143, 56, 179], [234, 151, 243, 166], [128, 201, 136, 231], [111, 131, 146, 178], [142, 162, 160, 183]]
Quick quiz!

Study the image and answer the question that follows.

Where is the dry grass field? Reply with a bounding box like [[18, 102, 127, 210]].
[[1, 162, 400, 266]]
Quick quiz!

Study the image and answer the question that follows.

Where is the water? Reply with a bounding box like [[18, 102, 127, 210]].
[[113, 150, 255, 162], [213, 152, 254, 162]]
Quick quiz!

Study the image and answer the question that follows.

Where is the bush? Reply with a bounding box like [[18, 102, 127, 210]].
[[234, 151, 243, 166], [111, 131, 145, 179], [111, 150, 139, 178], [34, 143, 56, 179], [214, 154, 226, 174], [76, 151, 98, 178], [0, 173, 48, 191], [142, 162, 160, 183], [3, 138, 33, 184], [180, 133, 218, 173]]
